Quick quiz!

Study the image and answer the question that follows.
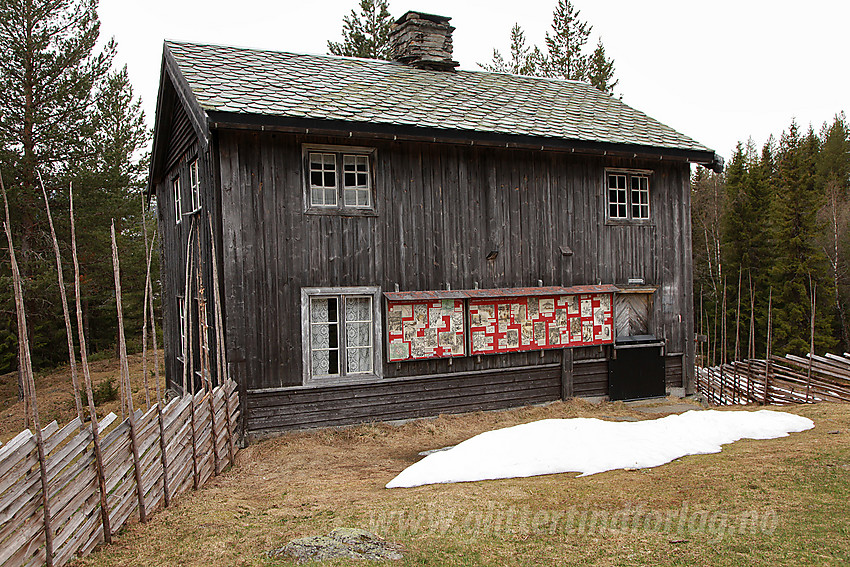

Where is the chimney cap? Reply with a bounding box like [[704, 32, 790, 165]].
[[394, 10, 452, 25]]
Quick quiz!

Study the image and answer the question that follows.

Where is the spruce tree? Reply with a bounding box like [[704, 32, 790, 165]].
[[0, 0, 114, 374], [542, 0, 591, 80], [721, 140, 773, 358], [770, 122, 834, 354], [327, 0, 393, 60], [690, 166, 725, 364], [479, 24, 542, 75], [479, 1, 618, 94], [586, 38, 617, 93]]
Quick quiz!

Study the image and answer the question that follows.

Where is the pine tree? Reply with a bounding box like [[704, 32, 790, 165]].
[[479, 24, 542, 75], [586, 38, 617, 93], [479, 1, 618, 94], [62, 65, 151, 353], [0, 0, 114, 375], [542, 0, 591, 80], [327, 0, 393, 60], [0, 0, 113, 224]]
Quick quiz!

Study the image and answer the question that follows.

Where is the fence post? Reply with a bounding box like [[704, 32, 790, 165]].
[[111, 222, 147, 523], [764, 289, 772, 405], [69, 185, 113, 543], [3, 181, 54, 566], [209, 215, 236, 465], [196, 234, 220, 475]]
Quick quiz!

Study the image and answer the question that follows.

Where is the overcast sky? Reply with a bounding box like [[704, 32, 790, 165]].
[[98, 0, 849, 162]]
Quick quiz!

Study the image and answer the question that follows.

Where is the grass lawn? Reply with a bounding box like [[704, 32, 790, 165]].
[[65, 398, 849, 566]]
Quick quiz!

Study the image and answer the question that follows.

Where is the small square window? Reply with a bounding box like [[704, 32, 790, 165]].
[[309, 153, 338, 207], [304, 146, 375, 214], [606, 171, 651, 222], [343, 155, 371, 208]]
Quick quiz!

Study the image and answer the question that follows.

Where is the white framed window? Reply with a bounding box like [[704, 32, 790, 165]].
[[343, 154, 370, 207], [607, 174, 627, 219], [309, 153, 338, 207], [630, 175, 650, 219], [173, 177, 182, 225], [189, 159, 201, 211], [303, 145, 376, 214], [178, 296, 186, 360], [606, 170, 651, 222], [301, 287, 383, 383]]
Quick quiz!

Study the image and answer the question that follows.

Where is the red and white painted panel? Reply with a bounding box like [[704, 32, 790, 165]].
[[468, 293, 613, 355], [386, 299, 466, 361]]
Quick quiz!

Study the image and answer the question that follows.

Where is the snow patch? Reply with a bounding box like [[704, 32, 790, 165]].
[[386, 410, 813, 488]]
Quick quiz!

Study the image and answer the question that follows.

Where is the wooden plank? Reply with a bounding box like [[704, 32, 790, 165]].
[[247, 375, 560, 424], [249, 383, 560, 431], [0, 429, 34, 469], [561, 349, 573, 399], [249, 387, 559, 435]]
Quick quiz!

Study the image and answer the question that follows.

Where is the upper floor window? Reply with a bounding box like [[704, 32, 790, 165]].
[[173, 177, 181, 225], [189, 159, 201, 211], [303, 145, 376, 215], [606, 170, 651, 222]]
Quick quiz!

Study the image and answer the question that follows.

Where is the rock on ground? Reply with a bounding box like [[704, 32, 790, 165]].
[[268, 528, 403, 563]]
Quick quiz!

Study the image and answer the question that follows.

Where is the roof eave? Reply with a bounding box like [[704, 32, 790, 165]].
[[206, 111, 721, 170]]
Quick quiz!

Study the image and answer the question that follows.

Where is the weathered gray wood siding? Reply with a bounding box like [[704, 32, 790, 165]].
[[155, 128, 223, 396], [247, 364, 560, 434], [214, 130, 695, 407]]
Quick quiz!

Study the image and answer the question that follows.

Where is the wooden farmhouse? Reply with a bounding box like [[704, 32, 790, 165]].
[[149, 11, 722, 438]]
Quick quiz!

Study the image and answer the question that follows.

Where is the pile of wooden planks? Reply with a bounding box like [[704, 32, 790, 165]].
[[0, 380, 239, 567], [697, 352, 850, 406]]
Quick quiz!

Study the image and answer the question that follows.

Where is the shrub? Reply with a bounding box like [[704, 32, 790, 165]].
[[80, 378, 119, 407]]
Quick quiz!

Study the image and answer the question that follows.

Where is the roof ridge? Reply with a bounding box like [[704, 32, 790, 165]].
[[166, 39, 604, 91], [165, 39, 407, 68]]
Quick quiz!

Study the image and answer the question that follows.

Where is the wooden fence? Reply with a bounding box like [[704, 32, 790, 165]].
[[0, 380, 239, 567], [697, 352, 850, 406]]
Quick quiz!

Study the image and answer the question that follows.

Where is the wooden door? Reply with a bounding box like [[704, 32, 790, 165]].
[[614, 292, 651, 337]]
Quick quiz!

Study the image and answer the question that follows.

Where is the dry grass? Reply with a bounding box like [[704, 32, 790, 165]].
[[63, 398, 850, 567], [0, 352, 166, 443]]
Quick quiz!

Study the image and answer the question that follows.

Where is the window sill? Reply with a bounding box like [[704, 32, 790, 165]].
[[304, 373, 382, 386], [304, 208, 378, 218], [605, 219, 654, 227]]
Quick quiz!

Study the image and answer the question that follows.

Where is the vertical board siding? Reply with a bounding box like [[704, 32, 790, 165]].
[[213, 131, 693, 397], [156, 134, 224, 394]]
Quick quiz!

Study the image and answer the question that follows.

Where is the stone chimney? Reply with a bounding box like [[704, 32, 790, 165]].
[[389, 11, 459, 71]]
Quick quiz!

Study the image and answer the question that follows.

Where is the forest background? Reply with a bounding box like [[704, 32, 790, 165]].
[[0, 0, 847, 385]]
